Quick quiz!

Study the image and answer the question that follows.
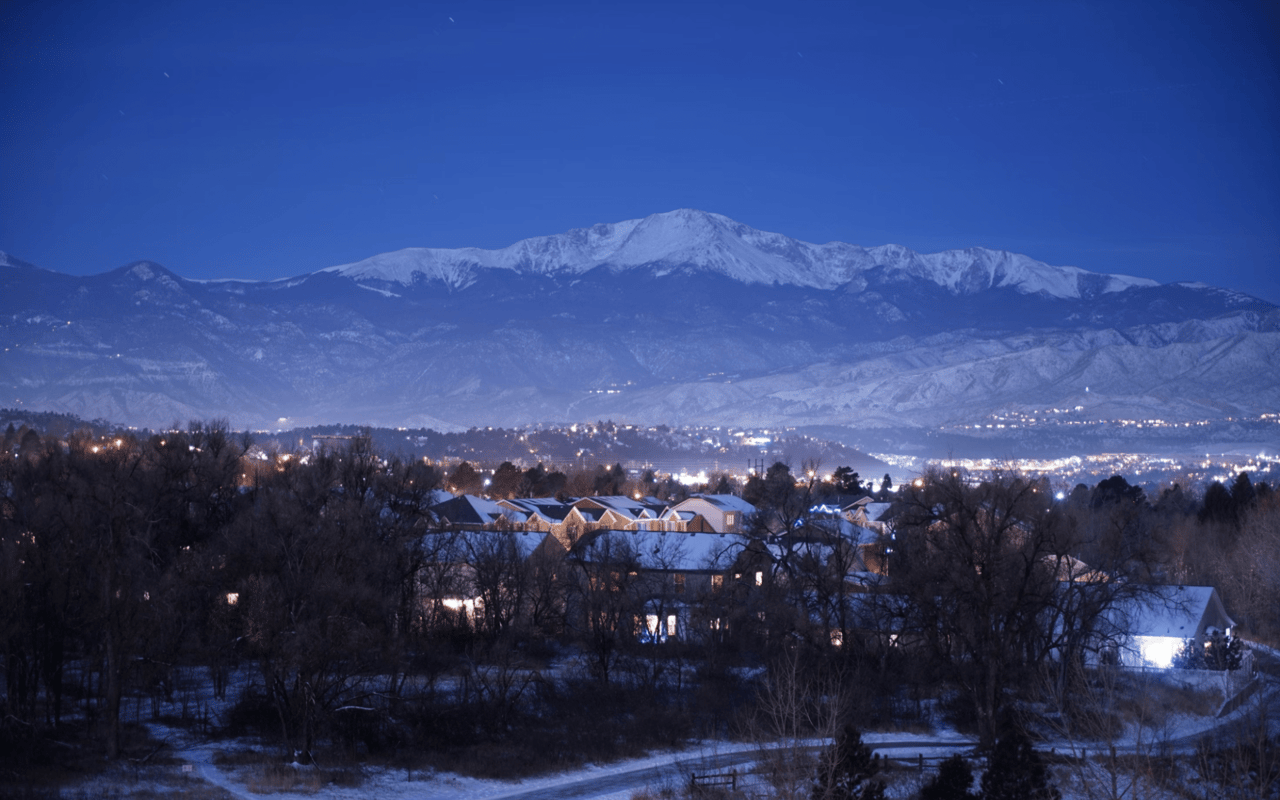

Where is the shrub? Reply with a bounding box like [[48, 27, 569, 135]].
[[979, 729, 1060, 800], [811, 723, 886, 800], [920, 754, 975, 800]]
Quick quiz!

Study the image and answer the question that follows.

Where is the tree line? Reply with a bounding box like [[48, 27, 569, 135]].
[[1, 422, 1277, 790]]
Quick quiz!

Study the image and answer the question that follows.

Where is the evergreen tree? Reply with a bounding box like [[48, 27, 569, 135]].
[[489, 461, 523, 498], [1204, 630, 1244, 671], [1172, 637, 1206, 670], [1174, 631, 1243, 671], [811, 723, 886, 800], [448, 460, 483, 495], [921, 754, 975, 800], [1200, 480, 1235, 526], [1230, 472, 1256, 513], [979, 729, 1060, 800], [593, 462, 626, 495], [833, 466, 862, 495]]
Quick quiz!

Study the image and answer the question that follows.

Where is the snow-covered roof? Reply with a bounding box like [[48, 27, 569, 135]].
[[499, 497, 574, 522], [453, 528, 541, 559], [638, 530, 747, 571], [688, 494, 756, 513], [575, 495, 665, 519], [431, 494, 514, 526], [790, 517, 881, 547], [576, 529, 747, 571], [862, 502, 893, 523], [1106, 585, 1235, 640]]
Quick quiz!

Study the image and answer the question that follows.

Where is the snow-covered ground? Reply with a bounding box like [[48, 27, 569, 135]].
[[57, 656, 1277, 800]]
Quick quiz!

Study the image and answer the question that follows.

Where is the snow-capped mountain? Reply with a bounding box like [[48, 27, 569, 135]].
[[322, 209, 1156, 298], [3, 210, 1278, 453]]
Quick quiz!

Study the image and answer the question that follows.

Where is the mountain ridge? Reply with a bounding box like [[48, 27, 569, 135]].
[[2, 212, 1277, 452], [318, 209, 1158, 298]]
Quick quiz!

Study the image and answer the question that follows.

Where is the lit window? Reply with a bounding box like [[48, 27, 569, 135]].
[[1136, 636, 1179, 669], [226, 592, 239, 605], [712, 574, 723, 591], [645, 614, 661, 638], [755, 571, 763, 586]]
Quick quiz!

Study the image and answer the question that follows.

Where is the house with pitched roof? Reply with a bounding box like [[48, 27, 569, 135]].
[[1099, 585, 1237, 669], [415, 526, 542, 634], [572, 495, 665, 531], [669, 494, 756, 533], [566, 526, 756, 643], [431, 494, 525, 529]]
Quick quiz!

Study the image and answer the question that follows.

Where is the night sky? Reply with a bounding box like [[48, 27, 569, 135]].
[[3, 0, 1278, 303]]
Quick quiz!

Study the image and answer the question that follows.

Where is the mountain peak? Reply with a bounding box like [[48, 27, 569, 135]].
[[320, 210, 1158, 299], [0, 251, 47, 272]]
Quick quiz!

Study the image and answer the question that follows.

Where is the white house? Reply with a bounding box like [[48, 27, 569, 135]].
[[1103, 585, 1236, 669], [668, 494, 756, 533]]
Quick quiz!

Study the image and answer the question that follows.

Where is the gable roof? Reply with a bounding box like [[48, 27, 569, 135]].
[[861, 502, 893, 523], [574, 495, 665, 520], [574, 529, 748, 571], [1107, 585, 1236, 640], [431, 494, 520, 526], [691, 493, 757, 513], [499, 497, 575, 522]]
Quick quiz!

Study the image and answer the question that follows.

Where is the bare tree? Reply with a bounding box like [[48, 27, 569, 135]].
[[564, 531, 643, 684], [748, 647, 851, 800], [222, 449, 402, 757], [891, 468, 1071, 747]]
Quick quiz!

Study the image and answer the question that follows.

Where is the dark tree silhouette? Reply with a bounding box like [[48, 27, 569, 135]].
[[811, 723, 886, 800], [448, 461, 483, 495], [920, 753, 975, 800], [979, 728, 1060, 800], [490, 461, 523, 499], [892, 468, 1071, 747]]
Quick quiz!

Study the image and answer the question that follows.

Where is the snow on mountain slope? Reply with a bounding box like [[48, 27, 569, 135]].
[[321, 209, 1157, 298]]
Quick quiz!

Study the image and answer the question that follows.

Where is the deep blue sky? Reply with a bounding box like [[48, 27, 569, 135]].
[[3, 0, 1278, 302]]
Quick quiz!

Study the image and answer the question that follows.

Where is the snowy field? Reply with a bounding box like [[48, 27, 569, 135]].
[[46, 646, 1280, 799]]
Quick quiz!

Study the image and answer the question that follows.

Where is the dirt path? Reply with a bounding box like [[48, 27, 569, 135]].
[[484, 740, 976, 800], [147, 724, 252, 800]]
